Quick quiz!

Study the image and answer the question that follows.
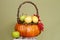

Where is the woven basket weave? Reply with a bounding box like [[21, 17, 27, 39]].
[[15, 1, 42, 37]]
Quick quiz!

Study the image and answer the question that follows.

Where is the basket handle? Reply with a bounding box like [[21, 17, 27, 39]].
[[17, 1, 39, 24]]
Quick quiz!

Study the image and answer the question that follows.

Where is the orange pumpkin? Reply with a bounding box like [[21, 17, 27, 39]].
[[15, 23, 41, 37]]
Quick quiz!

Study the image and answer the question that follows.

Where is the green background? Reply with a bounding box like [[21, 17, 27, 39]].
[[0, 0, 60, 40]]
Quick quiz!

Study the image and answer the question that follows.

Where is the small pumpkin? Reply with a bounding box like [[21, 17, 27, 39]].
[[15, 23, 41, 37]]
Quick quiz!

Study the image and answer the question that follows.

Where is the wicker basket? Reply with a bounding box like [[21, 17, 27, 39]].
[[15, 1, 43, 38]]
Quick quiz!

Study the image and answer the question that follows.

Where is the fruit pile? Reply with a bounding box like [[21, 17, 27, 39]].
[[20, 15, 38, 24], [12, 14, 44, 38], [11, 1, 44, 39]]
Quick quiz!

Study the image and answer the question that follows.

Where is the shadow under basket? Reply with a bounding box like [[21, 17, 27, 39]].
[[13, 37, 37, 40]]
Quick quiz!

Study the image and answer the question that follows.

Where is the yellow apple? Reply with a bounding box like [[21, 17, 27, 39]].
[[32, 16, 38, 23], [25, 16, 32, 23], [12, 31, 20, 38], [20, 15, 26, 22]]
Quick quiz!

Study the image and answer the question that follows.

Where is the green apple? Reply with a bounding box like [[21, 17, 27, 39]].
[[25, 16, 32, 23], [32, 16, 38, 23], [12, 31, 20, 38], [20, 15, 26, 22]]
